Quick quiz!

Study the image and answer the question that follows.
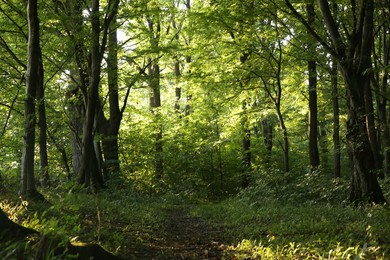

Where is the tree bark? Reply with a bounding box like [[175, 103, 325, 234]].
[[36, 48, 49, 185], [307, 1, 320, 171], [100, 10, 121, 177], [374, 17, 390, 178], [79, 0, 104, 189], [331, 60, 341, 178], [20, 0, 43, 200], [241, 101, 251, 188], [147, 14, 164, 179], [261, 119, 273, 165], [149, 62, 163, 179]]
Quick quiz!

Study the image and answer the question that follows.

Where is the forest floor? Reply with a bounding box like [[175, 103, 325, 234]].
[[1, 173, 390, 259], [118, 206, 231, 259]]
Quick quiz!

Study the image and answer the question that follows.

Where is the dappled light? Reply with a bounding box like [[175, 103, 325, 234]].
[[1, 0, 390, 259]]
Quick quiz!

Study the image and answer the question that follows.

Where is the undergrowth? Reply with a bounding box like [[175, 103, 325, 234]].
[[191, 169, 390, 259], [1, 168, 389, 259]]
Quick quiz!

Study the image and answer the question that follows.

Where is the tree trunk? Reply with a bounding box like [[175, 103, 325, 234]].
[[0, 208, 38, 239], [148, 61, 163, 179], [331, 60, 341, 178], [79, 0, 104, 189], [100, 11, 121, 176], [147, 13, 164, 179], [374, 23, 390, 178], [21, 0, 43, 200], [276, 106, 289, 173], [36, 48, 49, 186], [285, 0, 386, 203], [261, 119, 273, 165], [342, 68, 387, 204], [174, 61, 181, 113], [241, 101, 251, 188], [307, 1, 320, 171]]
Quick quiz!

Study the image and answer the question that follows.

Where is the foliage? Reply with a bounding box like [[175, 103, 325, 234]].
[[1, 0, 390, 258], [191, 170, 390, 259]]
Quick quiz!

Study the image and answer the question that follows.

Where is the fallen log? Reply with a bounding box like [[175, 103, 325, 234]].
[[1, 207, 121, 259]]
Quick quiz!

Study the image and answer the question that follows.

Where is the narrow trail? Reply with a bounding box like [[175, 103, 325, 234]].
[[124, 207, 229, 259]]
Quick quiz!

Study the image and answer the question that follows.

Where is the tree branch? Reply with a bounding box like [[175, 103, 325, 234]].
[[284, 0, 340, 59]]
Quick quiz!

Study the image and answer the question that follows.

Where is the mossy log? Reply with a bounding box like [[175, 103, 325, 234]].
[[0, 208, 38, 239], [1, 208, 121, 259]]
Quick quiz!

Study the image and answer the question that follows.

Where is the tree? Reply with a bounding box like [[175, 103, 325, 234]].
[[36, 39, 49, 186], [306, 1, 320, 171], [20, 0, 44, 200], [97, 1, 122, 178], [260, 37, 290, 173], [373, 0, 390, 178], [79, 0, 120, 188], [285, 0, 386, 203], [331, 58, 341, 178]]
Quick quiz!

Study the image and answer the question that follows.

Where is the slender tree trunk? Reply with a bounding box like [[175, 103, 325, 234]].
[[149, 61, 163, 179], [100, 12, 121, 176], [174, 61, 181, 113], [147, 15, 164, 179], [276, 107, 289, 173], [79, 0, 103, 189], [374, 25, 390, 178], [241, 101, 251, 188], [364, 78, 382, 172], [261, 39, 289, 172], [36, 48, 49, 185], [307, 1, 320, 171], [20, 0, 43, 200], [276, 41, 289, 173], [331, 60, 341, 178], [261, 119, 273, 165]]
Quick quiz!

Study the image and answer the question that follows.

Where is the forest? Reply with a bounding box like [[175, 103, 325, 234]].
[[0, 0, 390, 259]]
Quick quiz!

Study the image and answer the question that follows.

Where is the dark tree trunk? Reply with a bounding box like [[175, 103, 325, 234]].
[[277, 107, 289, 173], [261, 119, 273, 165], [148, 61, 163, 179], [342, 68, 387, 204], [308, 59, 320, 170], [307, 1, 320, 171], [147, 15, 164, 179], [36, 48, 49, 186], [21, 0, 43, 200], [100, 11, 121, 177], [79, 0, 104, 189], [241, 101, 251, 188], [174, 61, 181, 113], [285, 0, 386, 203], [331, 60, 341, 178], [241, 130, 251, 188], [374, 21, 390, 178], [0, 208, 38, 239]]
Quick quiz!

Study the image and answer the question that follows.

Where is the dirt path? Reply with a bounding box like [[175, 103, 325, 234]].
[[159, 207, 228, 259], [125, 207, 229, 259]]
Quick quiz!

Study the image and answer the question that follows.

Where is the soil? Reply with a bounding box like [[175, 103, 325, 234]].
[[122, 207, 231, 259]]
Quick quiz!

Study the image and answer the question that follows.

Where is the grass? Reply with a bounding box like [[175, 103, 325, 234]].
[[1, 168, 390, 259], [190, 169, 390, 259]]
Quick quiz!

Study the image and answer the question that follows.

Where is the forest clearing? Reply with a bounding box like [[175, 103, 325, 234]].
[[1, 0, 390, 258]]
